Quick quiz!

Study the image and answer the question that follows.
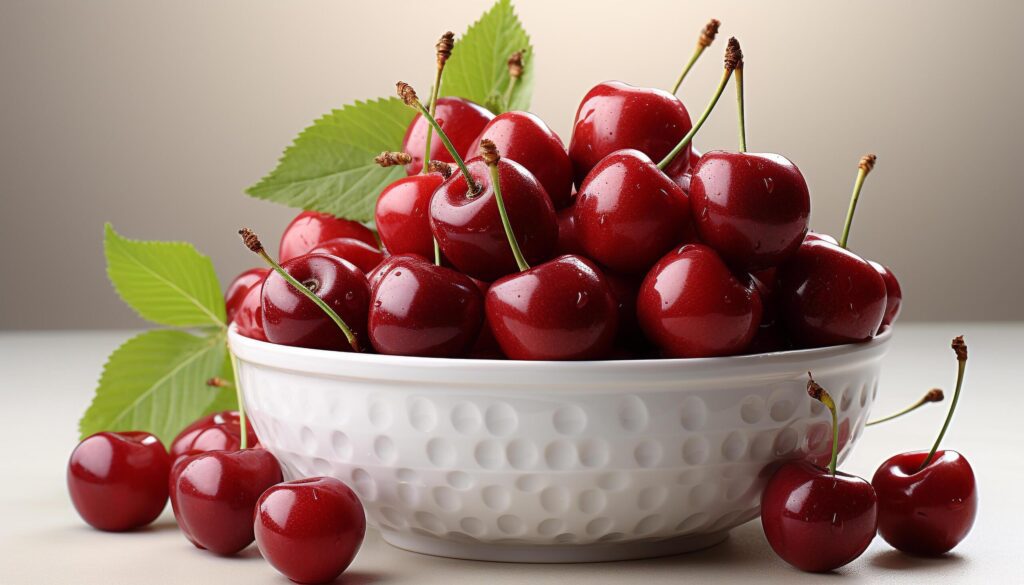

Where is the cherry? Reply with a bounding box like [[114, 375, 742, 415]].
[[554, 206, 584, 256], [637, 243, 762, 358], [761, 376, 878, 572], [473, 111, 573, 209], [374, 153, 450, 259], [255, 477, 366, 584], [871, 261, 902, 332], [170, 411, 258, 459], [67, 431, 170, 532], [368, 255, 484, 357], [402, 97, 493, 175], [278, 211, 377, 263], [170, 449, 282, 555], [604, 270, 645, 348], [309, 237, 385, 274], [873, 336, 977, 556], [232, 275, 269, 341], [225, 268, 269, 323]]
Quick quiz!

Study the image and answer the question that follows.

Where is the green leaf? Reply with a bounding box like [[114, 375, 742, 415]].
[[442, 0, 534, 113], [104, 223, 226, 328], [204, 351, 240, 414], [245, 98, 415, 222], [79, 329, 228, 444]]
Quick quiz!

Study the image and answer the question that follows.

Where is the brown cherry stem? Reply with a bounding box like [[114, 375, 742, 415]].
[[671, 18, 721, 94], [480, 139, 529, 272], [503, 50, 525, 108], [206, 377, 235, 390], [865, 388, 944, 427], [807, 373, 839, 476], [839, 154, 876, 249], [920, 336, 968, 469], [397, 81, 478, 193], [423, 31, 455, 171]]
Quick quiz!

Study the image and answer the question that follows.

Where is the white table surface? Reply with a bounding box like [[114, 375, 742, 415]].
[[1, 324, 1021, 584]]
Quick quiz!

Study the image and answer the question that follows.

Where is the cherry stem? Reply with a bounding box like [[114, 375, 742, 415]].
[[921, 336, 968, 469], [670, 19, 720, 95], [228, 352, 248, 450], [481, 140, 530, 272], [433, 238, 441, 266], [839, 154, 876, 249], [807, 373, 839, 476], [238, 228, 362, 353], [398, 82, 478, 193], [670, 49, 705, 95], [865, 388, 944, 427], [423, 32, 454, 172], [205, 377, 235, 389], [504, 50, 524, 108], [735, 67, 747, 152]]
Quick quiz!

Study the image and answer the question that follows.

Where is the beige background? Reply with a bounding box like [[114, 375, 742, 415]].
[[1, 0, 1022, 329]]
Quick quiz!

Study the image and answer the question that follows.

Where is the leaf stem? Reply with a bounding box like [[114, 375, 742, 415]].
[[865, 388, 943, 427], [228, 351, 247, 450], [921, 337, 968, 470], [839, 154, 877, 249]]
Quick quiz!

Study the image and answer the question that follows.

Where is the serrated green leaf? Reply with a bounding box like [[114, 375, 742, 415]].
[[79, 329, 228, 444], [104, 224, 226, 328], [245, 98, 415, 222], [442, 0, 534, 113]]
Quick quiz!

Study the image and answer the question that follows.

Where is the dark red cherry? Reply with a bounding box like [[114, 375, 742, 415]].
[[402, 97, 494, 175], [574, 149, 693, 275], [690, 151, 810, 271], [67, 431, 170, 532], [555, 206, 584, 256], [170, 411, 258, 459], [255, 477, 366, 584], [604, 271, 644, 347], [232, 278, 267, 341], [568, 81, 692, 187], [309, 237, 385, 274], [637, 243, 762, 357], [870, 261, 902, 332], [279, 211, 377, 263], [375, 172, 446, 258], [872, 450, 976, 556], [473, 111, 573, 209], [485, 254, 618, 360], [262, 253, 370, 351], [430, 157, 557, 282], [762, 460, 878, 572], [225, 268, 269, 323], [369, 255, 484, 357], [171, 449, 282, 555], [778, 239, 887, 348]]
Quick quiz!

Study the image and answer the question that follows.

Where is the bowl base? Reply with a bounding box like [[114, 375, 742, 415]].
[[379, 529, 729, 563]]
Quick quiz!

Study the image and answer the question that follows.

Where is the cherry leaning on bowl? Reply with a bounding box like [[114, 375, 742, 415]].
[[279, 211, 378, 264]]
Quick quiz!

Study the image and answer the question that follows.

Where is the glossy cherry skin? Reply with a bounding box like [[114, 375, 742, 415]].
[[486, 255, 619, 360], [309, 237, 385, 274], [473, 111, 573, 209], [778, 239, 887, 348], [804, 231, 839, 245], [67, 431, 171, 532], [255, 477, 366, 584], [430, 157, 557, 282], [233, 277, 268, 341], [262, 253, 370, 351], [637, 244, 762, 358], [690, 152, 810, 271], [574, 149, 693, 275], [402, 97, 494, 175], [170, 411, 258, 459], [225, 268, 270, 323], [369, 255, 484, 357], [869, 261, 902, 332], [171, 449, 282, 555], [554, 206, 584, 256], [375, 172, 446, 258], [279, 211, 377, 263], [568, 81, 692, 187], [872, 450, 976, 556], [761, 460, 878, 572]]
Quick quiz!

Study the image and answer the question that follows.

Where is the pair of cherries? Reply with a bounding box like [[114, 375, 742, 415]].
[[761, 337, 976, 572]]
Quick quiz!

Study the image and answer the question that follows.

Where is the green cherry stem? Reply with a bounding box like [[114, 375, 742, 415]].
[[503, 50, 524, 109], [658, 37, 743, 171], [670, 18, 721, 95], [865, 388, 944, 427], [735, 66, 747, 152], [228, 352, 248, 449], [423, 32, 454, 172], [838, 154, 877, 249], [398, 81, 478, 193], [921, 336, 968, 469], [480, 139, 530, 272], [238, 228, 362, 353], [807, 373, 839, 476]]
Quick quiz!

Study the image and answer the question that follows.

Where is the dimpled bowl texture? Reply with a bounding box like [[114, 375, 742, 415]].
[[230, 326, 890, 563]]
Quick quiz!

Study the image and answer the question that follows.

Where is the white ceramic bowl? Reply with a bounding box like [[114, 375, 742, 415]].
[[230, 327, 890, 563]]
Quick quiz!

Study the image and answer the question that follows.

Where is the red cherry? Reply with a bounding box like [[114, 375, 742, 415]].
[[279, 211, 377, 263], [261, 253, 370, 351], [870, 261, 902, 332], [225, 268, 269, 323], [574, 149, 693, 275], [170, 449, 282, 555], [486, 254, 619, 360], [401, 97, 494, 175], [637, 243, 762, 357], [603, 270, 645, 348], [170, 411, 258, 459], [309, 237, 385, 274], [568, 81, 692, 186], [67, 431, 170, 532], [375, 172, 446, 258], [232, 277, 267, 341], [473, 111, 573, 209], [689, 151, 810, 270], [369, 255, 484, 357], [778, 239, 886, 347], [255, 477, 366, 584], [554, 206, 584, 256], [429, 157, 557, 282]]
